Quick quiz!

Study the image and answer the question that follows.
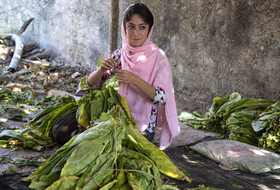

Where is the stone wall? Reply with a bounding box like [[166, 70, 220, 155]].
[[1, 0, 279, 112]]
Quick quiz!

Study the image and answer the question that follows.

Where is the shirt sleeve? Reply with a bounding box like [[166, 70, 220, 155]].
[[152, 87, 166, 105]]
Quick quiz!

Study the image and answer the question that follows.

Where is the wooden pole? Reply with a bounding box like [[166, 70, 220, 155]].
[[109, 0, 119, 54]]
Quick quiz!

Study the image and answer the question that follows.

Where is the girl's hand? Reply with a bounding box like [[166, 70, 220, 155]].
[[114, 69, 137, 84], [114, 68, 156, 100], [100, 57, 116, 72]]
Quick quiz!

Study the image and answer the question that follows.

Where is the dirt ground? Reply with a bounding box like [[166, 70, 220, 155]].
[[1, 58, 280, 190]]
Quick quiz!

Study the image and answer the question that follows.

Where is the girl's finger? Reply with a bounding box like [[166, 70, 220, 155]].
[[106, 58, 116, 66], [101, 58, 115, 71], [102, 58, 115, 67], [113, 68, 122, 74]]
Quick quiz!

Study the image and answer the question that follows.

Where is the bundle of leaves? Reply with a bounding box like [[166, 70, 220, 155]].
[[0, 77, 123, 151], [252, 101, 280, 153], [76, 84, 130, 129], [2, 75, 192, 189], [24, 105, 191, 190], [77, 73, 119, 93], [0, 94, 77, 151], [179, 92, 276, 146]]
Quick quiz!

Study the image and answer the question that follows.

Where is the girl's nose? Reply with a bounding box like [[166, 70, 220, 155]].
[[133, 28, 139, 36]]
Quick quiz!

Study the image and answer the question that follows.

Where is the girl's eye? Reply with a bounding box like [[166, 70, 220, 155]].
[[140, 26, 146, 30], [127, 25, 134, 30]]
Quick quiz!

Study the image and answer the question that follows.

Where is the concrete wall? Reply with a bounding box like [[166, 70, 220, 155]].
[[1, 0, 279, 112], [121, 0, 280, 113], [0, 0, 111, 68]]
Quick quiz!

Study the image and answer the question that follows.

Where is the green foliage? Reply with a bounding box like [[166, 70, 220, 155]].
[[25, 104, 190, 189], [0, 90, 77, 151], [1, 82, 190, 189], [179, 93, 278, 150], [97, 56, 102, 67], [252, 101, 280, 153]]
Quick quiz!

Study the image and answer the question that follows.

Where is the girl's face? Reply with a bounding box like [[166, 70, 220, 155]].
[[125, 14, 149, 47]]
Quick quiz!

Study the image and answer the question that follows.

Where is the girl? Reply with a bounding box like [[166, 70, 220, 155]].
[[87, 3, 180, 150]]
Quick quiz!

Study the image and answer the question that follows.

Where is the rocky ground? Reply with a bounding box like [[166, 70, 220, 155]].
[[1, 54, 280, 190]]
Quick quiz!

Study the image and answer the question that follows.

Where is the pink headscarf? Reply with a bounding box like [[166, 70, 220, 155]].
[[118, 8, 180, 150]]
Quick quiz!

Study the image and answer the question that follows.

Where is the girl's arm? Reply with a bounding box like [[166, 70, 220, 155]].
[[87, 57, 116, 87], [114, 69, 156, 100]]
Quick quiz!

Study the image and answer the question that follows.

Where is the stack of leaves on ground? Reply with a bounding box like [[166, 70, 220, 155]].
[[1, 76, 192, 189], [0, 88, 76, 151], [179, 92, 279, 153], [252, 101, 280, 153], [0, 76, 121, 151], [24, 104, 191, 190]]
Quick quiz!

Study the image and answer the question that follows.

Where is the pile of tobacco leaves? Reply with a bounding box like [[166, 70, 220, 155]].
[[23, 103, 191, 189], [0, 87, 76, 151], [0, 75, 191, 189], [179, 92, 280, 154]]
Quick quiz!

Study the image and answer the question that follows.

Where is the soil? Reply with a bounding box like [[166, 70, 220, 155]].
[[1, 56, 280, 190]]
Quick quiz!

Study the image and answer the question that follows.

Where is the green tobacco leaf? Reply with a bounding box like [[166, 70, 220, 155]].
[[76, 76, 90, 93], [61, 136, 111, 176], [39, 147, 76, 186], [216, 92, 242, 115], [91, 97, 104, 120], [251, 120, 267, 132], [127, 172, 141, 190], [232, 184, 244, 188], [82, 153, 115, 189], [45, 176, 79, 190], [97, 56, 102, 67], [158, 185, 180, 190], [126, 126, 191, 183], [77, 102, 91, 128], [99, 180, 118, 190]]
